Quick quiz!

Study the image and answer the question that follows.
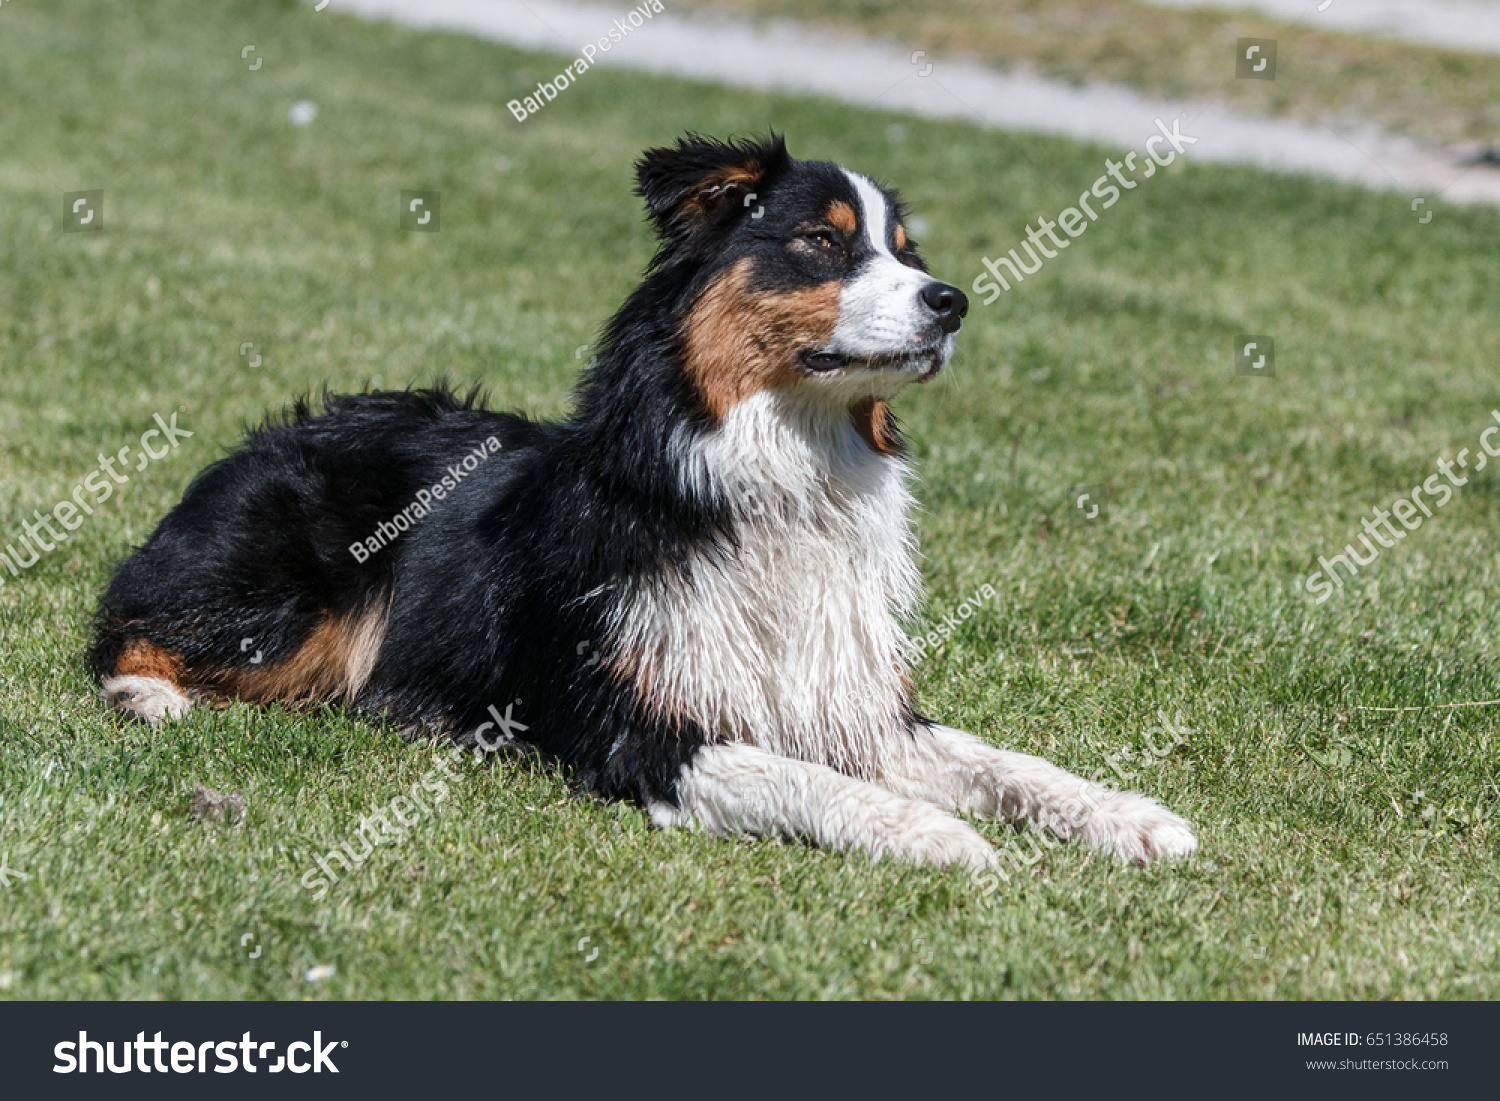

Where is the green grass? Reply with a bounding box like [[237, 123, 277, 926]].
[[2, 0, 1499, 1000], [677, 0, 1500, 147]]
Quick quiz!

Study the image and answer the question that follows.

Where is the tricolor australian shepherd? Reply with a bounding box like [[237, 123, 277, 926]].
[[90, 134, 1196, 872]]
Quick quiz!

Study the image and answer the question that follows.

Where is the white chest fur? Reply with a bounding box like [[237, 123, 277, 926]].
[[610, 389, 922, 777]]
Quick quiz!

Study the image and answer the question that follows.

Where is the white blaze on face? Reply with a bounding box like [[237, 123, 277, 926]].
[[828, 171, 945, 362]]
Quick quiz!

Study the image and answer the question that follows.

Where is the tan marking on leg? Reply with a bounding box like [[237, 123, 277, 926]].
[[114, 638, 187, 685], [106, 639, 196, 723], [679, 258, 842, 421], [197, 603, 388, 705]]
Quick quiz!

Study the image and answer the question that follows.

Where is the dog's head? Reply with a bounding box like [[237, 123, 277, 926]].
[[635, 133, 967, 424]]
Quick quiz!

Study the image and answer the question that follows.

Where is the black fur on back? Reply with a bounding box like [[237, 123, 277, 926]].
[[91, 371, 723, 804], [89, 131, 900, 808]]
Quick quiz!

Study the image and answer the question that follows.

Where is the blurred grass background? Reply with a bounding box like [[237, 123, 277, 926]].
[[677, 0, 1500, 146]]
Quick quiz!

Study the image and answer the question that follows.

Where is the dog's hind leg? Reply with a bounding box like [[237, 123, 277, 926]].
[[649, 743, 999, 872], [876, 724, 1198, 866], [98, 638, 194, 725]]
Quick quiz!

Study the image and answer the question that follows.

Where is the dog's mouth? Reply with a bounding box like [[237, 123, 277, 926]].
[[800, 348, 945, 381]]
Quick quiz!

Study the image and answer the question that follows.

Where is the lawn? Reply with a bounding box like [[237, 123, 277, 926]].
[[1, 0, 1498, 1000], [677, 0, 1500, 147]]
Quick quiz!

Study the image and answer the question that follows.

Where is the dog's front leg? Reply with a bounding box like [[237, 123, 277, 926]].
[[878, 724, 1198, 866], [650, 743, 999, 872]]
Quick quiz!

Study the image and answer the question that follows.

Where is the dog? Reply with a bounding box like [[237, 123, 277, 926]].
[[90, 133, 1197, 872]]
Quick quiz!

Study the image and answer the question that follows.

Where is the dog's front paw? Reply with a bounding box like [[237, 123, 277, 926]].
[[882, 804, 999, 873], [1079, 790, 1198, 866]]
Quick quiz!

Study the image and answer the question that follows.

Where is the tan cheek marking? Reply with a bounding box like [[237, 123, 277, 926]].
[[827, 200, 858, 234], [893, 223, 907, 251], [680, 257, 842, 421], [191, 604, 387, 705], [849, 397, 903, 456]]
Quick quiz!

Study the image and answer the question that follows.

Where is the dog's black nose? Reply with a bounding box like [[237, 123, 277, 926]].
[[920, 281, 968, 334]]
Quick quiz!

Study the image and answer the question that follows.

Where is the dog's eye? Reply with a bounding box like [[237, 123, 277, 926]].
[[803, 230, 838, 250]]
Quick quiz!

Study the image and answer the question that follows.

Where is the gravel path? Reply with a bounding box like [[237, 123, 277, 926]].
[[1148, 0, 1500, 56], [329, 0, 1500, 204]]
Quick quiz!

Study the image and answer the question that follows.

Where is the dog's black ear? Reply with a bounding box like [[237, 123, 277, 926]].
[[635, 132, 790, 243]]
